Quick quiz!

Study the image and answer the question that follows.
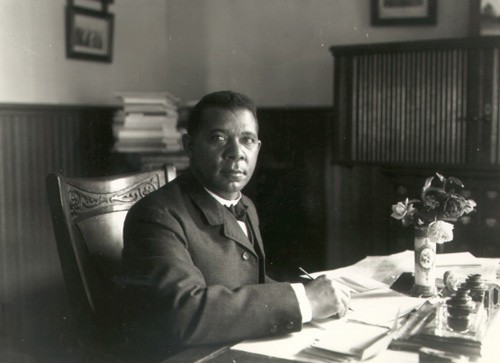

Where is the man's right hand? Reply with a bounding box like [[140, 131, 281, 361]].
[[304, 275, 351, 320]]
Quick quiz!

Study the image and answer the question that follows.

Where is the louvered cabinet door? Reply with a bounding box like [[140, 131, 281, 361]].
[[330, 37, 500, 168]]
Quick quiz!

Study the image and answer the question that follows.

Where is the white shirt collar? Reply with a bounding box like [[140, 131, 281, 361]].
[[204, 188, 241, 207]]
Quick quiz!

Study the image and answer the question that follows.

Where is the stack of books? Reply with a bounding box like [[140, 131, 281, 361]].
[[113, 92, 184, 153]]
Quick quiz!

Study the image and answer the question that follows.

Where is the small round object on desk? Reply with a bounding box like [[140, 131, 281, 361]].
[[443, 270, 460, 293], [464, 274, 487, 303], [446, 285, 473, 333]]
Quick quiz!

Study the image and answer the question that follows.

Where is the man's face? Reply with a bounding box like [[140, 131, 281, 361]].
[[183, 107, 261, 200]]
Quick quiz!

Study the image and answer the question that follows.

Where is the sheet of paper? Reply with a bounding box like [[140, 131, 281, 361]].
[[309, 320, 389, 359], [476, 257, 500, 281], [310, 250, 414, 287], [311, 251, 499, 289], [348, 288, 424, 326], [435, 252, 479, 267], [327, 272, 389, 293], [231, 324, 324, 363]]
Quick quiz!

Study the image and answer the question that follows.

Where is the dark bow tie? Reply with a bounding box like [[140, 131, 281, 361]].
[[226, 201, 248, 222]]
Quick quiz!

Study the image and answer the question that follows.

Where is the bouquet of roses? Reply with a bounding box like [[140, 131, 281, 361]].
[[391, 173, 476, 244]]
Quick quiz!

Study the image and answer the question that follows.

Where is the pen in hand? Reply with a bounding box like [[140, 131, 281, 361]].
[[299, 267, 315, 280], [299, 267, 354, 312]]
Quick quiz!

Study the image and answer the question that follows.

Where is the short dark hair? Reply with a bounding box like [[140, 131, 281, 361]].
[[187, 90, 258, 136]]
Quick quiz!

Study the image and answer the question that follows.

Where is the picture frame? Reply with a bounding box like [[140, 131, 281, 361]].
[[371, 0, 437, 26], [469, 0, 500, 36], [66, 6, 114, 62]]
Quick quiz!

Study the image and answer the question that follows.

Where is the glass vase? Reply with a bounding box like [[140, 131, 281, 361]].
[[410, 227, 438, 297]]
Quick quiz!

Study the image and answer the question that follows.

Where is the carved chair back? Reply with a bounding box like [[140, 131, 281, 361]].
[[46, 165, 176, 325]]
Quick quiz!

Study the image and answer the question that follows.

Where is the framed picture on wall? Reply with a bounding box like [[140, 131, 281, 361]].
[[371, 0, 437, 26], [66, 6, 114, 62], [479, 0, 500, 35]]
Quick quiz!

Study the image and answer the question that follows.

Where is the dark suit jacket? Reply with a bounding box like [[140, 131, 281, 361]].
[[119, 171, 302, 353]]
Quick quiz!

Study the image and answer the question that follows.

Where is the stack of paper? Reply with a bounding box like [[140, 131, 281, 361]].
[[113, 92, 184, 153]]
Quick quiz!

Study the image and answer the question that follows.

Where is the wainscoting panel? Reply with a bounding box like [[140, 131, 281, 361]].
[[0, 105, 115, 304], [0, 105, 117, 361]]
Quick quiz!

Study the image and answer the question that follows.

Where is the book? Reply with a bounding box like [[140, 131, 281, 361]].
[[113, 127, 165, 139], [114, 142, 182, 153], [123, 104, 179, 115], [115, 135, 181, 146], [113, 122, 179, 136], [114, 109, 179, 120], [113, 125, 181, 139], [303, 320, 392, 361], [114, 112, 178, 125], [115, 91, 180, 108]]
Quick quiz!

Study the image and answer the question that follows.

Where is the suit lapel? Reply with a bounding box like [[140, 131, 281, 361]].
[[185, 173, 257, 256], [240, 197, 267, 282], [240, 198, 265, 259], [222, 220, 255, 253]]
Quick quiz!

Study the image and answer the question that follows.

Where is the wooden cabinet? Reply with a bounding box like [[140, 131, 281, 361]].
[[327, 38, 500, 265], [330, 37, 500, 167]]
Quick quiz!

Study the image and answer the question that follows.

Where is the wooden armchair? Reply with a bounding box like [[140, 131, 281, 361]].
[[46, 165, 176, 361]]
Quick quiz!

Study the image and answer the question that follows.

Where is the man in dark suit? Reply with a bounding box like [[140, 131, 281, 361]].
[[120, 90, 350, 356]]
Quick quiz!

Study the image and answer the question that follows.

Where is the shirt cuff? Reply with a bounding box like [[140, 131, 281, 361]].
[[290, 283, 312, 323]]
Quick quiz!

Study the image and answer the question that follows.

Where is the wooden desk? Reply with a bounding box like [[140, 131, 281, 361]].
[[163, 345, 293, 363], [163, 342, 418, 363], [163, 255, 500, 363], [164, 306, 500, 363]]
